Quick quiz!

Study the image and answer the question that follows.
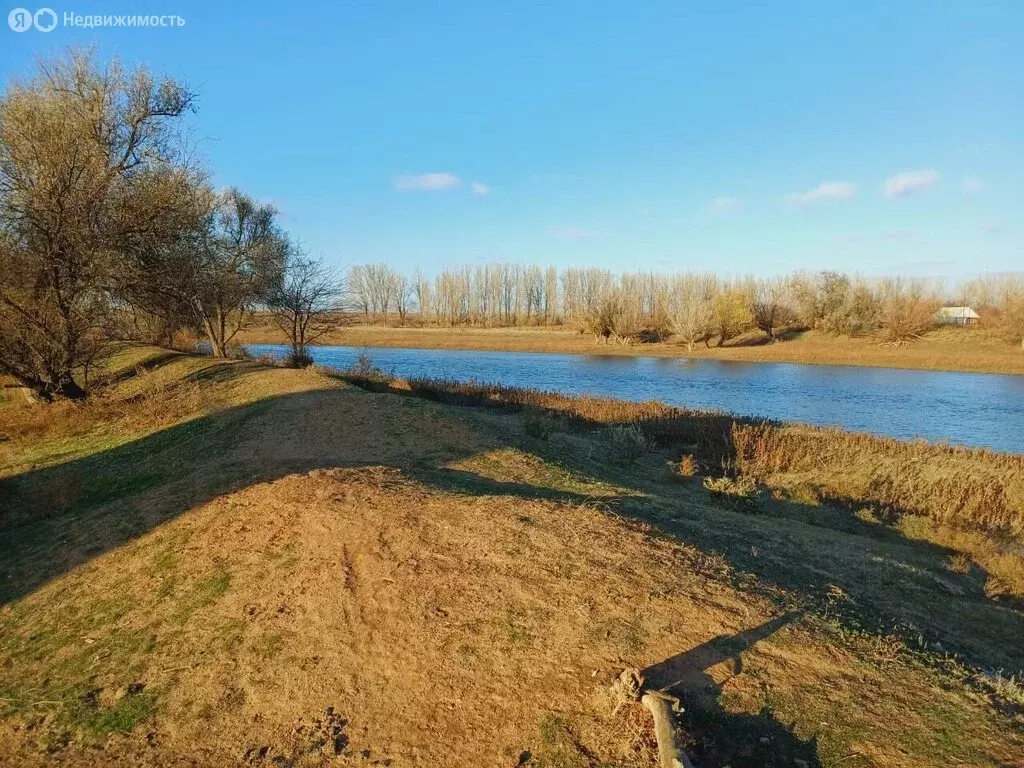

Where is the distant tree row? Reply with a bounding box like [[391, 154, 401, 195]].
[[0, 51, 339, 400], [344, 264, 1024, 349]]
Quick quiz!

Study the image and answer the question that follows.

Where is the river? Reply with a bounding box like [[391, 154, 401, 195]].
[[245, 344, 1024, 453]]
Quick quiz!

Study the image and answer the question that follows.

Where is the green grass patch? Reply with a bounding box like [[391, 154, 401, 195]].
[[87, 691, 157, 735], [175, 567, 232, 621]]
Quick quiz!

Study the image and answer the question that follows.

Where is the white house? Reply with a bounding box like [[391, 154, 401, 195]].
[[934, 306, 980, 326]]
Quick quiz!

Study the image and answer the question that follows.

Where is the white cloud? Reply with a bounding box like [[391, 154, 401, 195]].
[[785, 181, 856, 206], [393, 172, 462, 191], [981, 220, 999, 232], [963, 176, 985, 194], [471, 181, 491, 197], [707, 196, 742, 214], [883, 169, 940, 199], [550, 226, 602, 239]]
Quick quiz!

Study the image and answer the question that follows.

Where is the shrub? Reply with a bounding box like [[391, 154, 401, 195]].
[[609, 423, 651, 461], [730, 422, 1024, 535], [703, 475, 759, 498], [349, 352, 381, 377], [703, 475, 761, 511], [580, 290, 644, 344], [678, 454, 698, 477], [523, 410, 556, 440], [667, 454, 699, 482], [169, 329, 199, 352], [880, 297, 937, 345]]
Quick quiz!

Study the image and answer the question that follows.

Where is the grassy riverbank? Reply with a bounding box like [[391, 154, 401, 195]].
[[236, 321, 1024, 376], [2, 346, 1023, 766]]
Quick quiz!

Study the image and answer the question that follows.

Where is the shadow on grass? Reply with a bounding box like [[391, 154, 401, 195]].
[[0, 387, 602, 607], [644, 612, 820, 768], [90, 350, 185, 389], [725, 328, 808, 348], [1, 370, 1022, 762], [332, 373, 1024, 675], [183, 360, 271, 385]]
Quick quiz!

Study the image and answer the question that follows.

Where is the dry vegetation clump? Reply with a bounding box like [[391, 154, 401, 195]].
[[0, 349, 310, 532], [0, 355, 203, 452], [336, 371, 748, 453], [666, 454, 699, 481], [607, 423, 653, 461], [729, 423, 1024, 534], [974, 671, 1024, 716], [703, 475, 759, 500]]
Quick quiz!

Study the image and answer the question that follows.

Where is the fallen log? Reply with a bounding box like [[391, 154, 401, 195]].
[[612, 668, 695, 768]]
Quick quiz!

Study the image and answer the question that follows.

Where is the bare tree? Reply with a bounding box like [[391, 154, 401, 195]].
[[268, 252, 343, 366], [708, 285, 753, 347], [363, 264, 398, 322], [1004, 294, 1024, 350], [413, 267, 431, 322], [191, 189, 288, 356], [347, 265, 373, 318], [581, 288, 642, 344], [877, 278, 938, 345], [669, 273, 715, 351], [0, 50, 196, 399], [750, 277, 791, 341], [434, 269, 467, 326], [395, 271, 412, 325], [544, 266, 558, 324], [524, 265, 544, 324]]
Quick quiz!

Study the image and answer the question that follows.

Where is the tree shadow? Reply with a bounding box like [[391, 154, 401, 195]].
[[90, 349, 184, 387], [183, 359, 273, 384], [339, 372, 1024, 676], [0, 386, 613, 606], [724, 327, 808, 348], [643, 612, 820, 768], [2, 366, 1023, 688]]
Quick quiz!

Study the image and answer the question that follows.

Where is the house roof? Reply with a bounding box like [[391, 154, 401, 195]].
[[935, 306, 980, 319]]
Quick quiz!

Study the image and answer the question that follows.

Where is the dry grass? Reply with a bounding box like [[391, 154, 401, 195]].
[[334, 370, 1024, 599], [729, 423, 1024, 533], [236, 320, 1024, 375], [2, 346, 1024, 767]]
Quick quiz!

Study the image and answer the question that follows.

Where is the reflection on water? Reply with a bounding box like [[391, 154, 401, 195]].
[[245, 344, 1024, 454]]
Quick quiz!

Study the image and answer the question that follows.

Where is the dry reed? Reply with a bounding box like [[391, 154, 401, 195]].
[[335, 370, 1024, 538]]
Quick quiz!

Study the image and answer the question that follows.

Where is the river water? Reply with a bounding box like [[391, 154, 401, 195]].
[[245, 344, 1024, 453]]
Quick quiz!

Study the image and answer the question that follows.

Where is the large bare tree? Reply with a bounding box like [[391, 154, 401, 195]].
[[0, 50, 196, 399]]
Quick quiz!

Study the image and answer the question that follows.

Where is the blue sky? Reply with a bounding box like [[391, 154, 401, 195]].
[[2, 1, 1022, 278]]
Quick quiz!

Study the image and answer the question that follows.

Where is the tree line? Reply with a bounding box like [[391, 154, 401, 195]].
[[0, 51, 338, 400], [345, 264, 1024, 349]]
